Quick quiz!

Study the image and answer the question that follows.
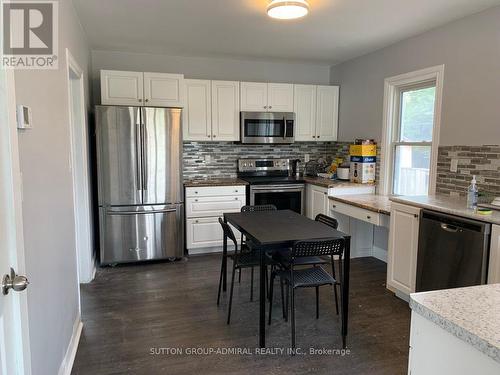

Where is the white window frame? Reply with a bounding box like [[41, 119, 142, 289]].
[[380, 65, 444, 196]]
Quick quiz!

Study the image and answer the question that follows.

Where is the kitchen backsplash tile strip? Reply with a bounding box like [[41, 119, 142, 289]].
[[436, 145, 500, 197], [183, 141, 352, 180]]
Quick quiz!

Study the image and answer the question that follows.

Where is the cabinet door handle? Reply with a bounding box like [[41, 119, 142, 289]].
[[194, 199, 198, 202], [264, 106, 267, 109], [312, 135, 316, 138], [269, 106, 272, 109], [138, 99, 142, 102], [234, 197, 238, 200], [213, 134, 216, 138], [331, 204, 336, 208], [195, 220, 199, 223], [367, 215, 371, 219], [194, 191, 198, 194], [145, 99, 149, 103]]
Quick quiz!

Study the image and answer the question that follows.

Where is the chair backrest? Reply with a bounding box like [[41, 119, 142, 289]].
[[218, 218, 237, 248], [315, 214, 338, 230], [241, 204, 277, 212], [291, 238, 344, 259]]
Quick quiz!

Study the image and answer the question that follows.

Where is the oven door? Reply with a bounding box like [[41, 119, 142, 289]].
[[241, 112, 295, 144], [250, 184, 304, 214]]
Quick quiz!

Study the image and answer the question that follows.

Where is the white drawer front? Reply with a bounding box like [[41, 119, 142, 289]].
[[186, 217, 241, 249], [186, 195, 245, 218], [185, 185, 246, 198], [330, 200, 381, 226]]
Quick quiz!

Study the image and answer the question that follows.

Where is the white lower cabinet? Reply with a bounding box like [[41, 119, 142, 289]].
[[306, 184, 329, 219], [409, 312, 500, 375], [386, 202, 421, 296], [185, 186, 246, 253]]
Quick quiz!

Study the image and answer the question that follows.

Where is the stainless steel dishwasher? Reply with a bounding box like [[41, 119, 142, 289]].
[[416, 210, 491, 292]]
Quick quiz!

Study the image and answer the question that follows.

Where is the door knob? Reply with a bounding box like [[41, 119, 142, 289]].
[[2, 268, 29, 295]]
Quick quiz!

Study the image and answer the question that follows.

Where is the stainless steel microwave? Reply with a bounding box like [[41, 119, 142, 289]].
[[240, 112, 295, 144]]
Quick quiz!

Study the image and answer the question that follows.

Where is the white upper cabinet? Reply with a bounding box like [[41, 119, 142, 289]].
[[240, 82, 294, 112], [101, 70, 144, 106], [268, 83, 294, 112], [211, 80, 240, 141], [316, 85, 339, 141], [294, 84, 339, 142], [183, 80, 240, 141], [240, 82, 268, 111], [100, 70, 184, 107], [143, 72, 185, 107], [183, 79, 212, 141], [294, 84, 317, 141]]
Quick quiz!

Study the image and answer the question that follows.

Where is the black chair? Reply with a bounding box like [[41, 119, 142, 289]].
[[268, 238, 345, 350], [238, 205, 277, 298], [273, 214, 339, 267], [217, 218, 274, 324]]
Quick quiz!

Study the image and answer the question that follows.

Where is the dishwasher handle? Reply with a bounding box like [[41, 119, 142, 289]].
[[440, 223, 460, 233]]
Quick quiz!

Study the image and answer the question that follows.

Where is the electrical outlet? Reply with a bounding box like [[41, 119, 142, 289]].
[[450, 159, 458, 172], [304, 154, 310, 163], [204, 155, 211, 162]]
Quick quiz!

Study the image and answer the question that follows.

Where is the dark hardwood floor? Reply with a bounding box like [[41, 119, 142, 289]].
[[72, 255, 410, 375]]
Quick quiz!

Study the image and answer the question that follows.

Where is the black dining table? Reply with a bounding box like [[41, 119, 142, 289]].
[[222, 209, 351, 349]]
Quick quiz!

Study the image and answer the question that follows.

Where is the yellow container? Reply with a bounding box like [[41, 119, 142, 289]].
[[349, 144, 377, 157]]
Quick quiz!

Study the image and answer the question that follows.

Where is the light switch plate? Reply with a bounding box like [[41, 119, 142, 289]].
[[450, 159, 458, 172]]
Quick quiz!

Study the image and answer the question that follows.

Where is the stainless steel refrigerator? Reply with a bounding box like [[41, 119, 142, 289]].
[[96, 106, 184, 265]]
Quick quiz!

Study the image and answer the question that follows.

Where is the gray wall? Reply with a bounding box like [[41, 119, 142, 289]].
[[14, 0, 91, 373], [91, 50, 331, 104], [330, 6, 500, 146]]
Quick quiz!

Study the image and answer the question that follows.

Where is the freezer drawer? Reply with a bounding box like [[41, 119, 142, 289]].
[[100, 204, 184, 264]]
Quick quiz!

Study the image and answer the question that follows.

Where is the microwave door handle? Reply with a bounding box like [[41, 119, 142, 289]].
[[283, 116, 287, 140]]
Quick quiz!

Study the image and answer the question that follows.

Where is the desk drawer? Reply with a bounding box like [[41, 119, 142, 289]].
[[185, 186, 246, 198], [330, 200, 381, 226], [186, 195, 245, 218]]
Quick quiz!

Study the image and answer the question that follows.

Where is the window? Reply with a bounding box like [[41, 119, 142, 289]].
[[393, 84, 435, 195], [381, 66, 443, 196]]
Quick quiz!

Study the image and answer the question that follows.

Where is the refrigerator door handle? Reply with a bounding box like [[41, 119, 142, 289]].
[[135, 110, 142, 192], [141, 113, 148, 191], [107, 208, 177, 216]]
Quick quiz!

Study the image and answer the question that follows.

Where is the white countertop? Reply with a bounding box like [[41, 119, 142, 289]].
[[390, 195, 500, 225], [410, 284, 500, 363]]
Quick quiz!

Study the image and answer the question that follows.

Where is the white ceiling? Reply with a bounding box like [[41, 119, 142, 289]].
[[73, 0, 500, 65]]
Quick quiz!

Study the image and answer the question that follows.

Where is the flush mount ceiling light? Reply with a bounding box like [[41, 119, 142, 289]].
[[267, 0, 310, 20]]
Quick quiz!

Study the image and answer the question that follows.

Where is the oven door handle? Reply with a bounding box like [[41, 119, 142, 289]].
[[251, 184, 305, 191]]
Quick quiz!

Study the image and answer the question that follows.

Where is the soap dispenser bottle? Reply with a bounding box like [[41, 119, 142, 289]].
[[467, 175, 479, 209]]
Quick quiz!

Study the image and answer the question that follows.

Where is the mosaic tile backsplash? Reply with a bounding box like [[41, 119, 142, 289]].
[[436, 145, 500, 197], [183, 141, 352, 180]]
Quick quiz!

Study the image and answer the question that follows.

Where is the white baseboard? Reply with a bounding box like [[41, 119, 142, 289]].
[[373, 246, 388, 263], [58, 317, 83, 375]]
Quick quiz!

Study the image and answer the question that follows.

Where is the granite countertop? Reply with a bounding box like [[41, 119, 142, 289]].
[[303, 176, 376, 189], [328, 194, 391, 215], [410, 284, 500, 364], [390, 195, 500, 225], [184, 178, 249, 187]]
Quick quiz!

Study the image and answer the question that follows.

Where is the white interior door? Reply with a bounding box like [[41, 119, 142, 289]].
[[0, 68, 31, 374]]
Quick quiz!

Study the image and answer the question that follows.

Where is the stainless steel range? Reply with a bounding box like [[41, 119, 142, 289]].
[[237, 159, 305, 214]]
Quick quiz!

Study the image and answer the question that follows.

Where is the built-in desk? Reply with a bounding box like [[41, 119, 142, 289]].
[[327, 194, 390, 261]]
